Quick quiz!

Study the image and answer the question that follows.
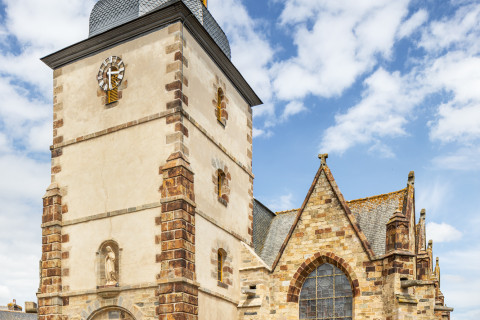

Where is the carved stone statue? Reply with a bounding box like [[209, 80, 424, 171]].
[[105, 246, 118, 286]]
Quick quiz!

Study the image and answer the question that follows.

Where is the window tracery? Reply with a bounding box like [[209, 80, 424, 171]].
[[299, 263, 353, 320]]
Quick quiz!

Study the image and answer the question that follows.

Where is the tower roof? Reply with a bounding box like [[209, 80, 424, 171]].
[[89, 0, 231, 58]]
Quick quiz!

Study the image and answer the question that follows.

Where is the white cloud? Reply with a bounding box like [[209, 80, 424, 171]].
[[320, 68, 421, 154], [3, 0, 94, 49], [272, 0, 411, 101], [252, 103, 275, 119], [430, 102, 480, 143], [0, 197, 42, 308], [0, 77, 50, 152], [416, 180, 451, 217], [0, 285, 11, 301], [427, 53, 480, 103], [441, 274, 480, 310], [27, 120, 52, 152], [0, 155, 50, 201], [0, 133, 10, 153], [432, 146, 480, 171], [318, 2, 480, 157], [439, 246, 480, 313], [368, 141, 395, 158], [420, 3, 480, 53], [252, 127, 273, 139], [426, 222, 462, 243], [281, 101, 307, 121], [452, 308, 480, 320], [397, 9, 429, 38], [267, 193, 294, 212], [426, 54, 480, 145]]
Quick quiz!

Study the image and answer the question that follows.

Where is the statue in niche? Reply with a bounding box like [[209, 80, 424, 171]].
[[105, 246, 118, 286]]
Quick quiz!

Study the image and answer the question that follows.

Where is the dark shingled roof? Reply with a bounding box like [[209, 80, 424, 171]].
[[0, 311, 37, 320], [89, 0, 231, 58], [252, 199, 275, 254], [347, 189, 406, 257], [259, 210, 297, 267], [252, 199, 297, 268]]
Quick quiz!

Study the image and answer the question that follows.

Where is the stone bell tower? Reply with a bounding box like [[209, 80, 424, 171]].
[[38, 1, 261, 320]]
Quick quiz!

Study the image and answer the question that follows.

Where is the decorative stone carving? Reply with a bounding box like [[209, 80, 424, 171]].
[[97, 241, 120, 289], [105, 246, 118, 286]]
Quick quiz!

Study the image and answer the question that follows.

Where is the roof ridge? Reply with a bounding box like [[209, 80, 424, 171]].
[[347, 188, 407, 203], [270, 164, 377, 270], [275, 208, 299, 215], [253, 198, 276, 216]]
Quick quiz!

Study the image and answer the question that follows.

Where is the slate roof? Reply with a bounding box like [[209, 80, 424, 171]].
[[0, 311, 37, 320], [347, 189, 406, 257], [252, 199, 275, 254], [252, 199, 298, 268], [252, 188, 407, 268], [89, 0, 231, 58], [259, 210, 297, 267]]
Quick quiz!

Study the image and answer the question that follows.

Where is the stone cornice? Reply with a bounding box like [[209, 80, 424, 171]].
[[40, 0, 262, 107], [434, 305, 454, 312]]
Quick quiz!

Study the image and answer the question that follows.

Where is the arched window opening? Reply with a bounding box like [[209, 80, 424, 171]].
[[217, 249, 226, 282], [216, 88, 224, 122], [299, 263, 353, 320], [217, 170, 225, 197]]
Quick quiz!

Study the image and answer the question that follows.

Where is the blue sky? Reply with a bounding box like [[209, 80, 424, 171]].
[[0, 0, 479, 318]]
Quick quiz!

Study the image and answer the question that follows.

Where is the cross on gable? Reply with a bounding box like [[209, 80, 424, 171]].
[[318, 153, 328, 166]]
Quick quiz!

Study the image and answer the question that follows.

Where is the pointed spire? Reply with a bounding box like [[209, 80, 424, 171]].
[[427, 240, 434, 277], [318, 153, 328, 166], [435, 257, 441, 287], [408, 171, 415, 186], [417, 209, 427, 253]]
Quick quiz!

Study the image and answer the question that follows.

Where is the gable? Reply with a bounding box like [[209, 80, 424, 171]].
[[270, 165, 375, 270]]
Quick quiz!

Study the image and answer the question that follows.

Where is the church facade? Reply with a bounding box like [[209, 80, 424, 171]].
[[37, 1, 453, 319]]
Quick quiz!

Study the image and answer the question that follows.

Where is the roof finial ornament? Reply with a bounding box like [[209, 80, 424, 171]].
[[420, 208, 426, 218], [318, 153, 328, 166], [408, 171, 415, 186]]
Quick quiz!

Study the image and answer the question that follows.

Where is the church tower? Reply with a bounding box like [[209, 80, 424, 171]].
[[38, 1, 261, 320]]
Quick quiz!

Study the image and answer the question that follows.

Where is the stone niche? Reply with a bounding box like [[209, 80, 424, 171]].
[[96, 240, 121, 295]]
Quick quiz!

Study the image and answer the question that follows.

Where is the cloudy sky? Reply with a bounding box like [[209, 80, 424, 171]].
[[0, 0, 479, 318]]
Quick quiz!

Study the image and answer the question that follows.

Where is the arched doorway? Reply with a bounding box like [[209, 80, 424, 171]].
[[88, 307, 135, 320]]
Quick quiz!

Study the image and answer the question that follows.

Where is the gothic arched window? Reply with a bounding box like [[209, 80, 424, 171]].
[[299, 263, 353, 320]]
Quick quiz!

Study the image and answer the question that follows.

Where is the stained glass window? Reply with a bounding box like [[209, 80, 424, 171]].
[[299, 263, 353, 320]]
